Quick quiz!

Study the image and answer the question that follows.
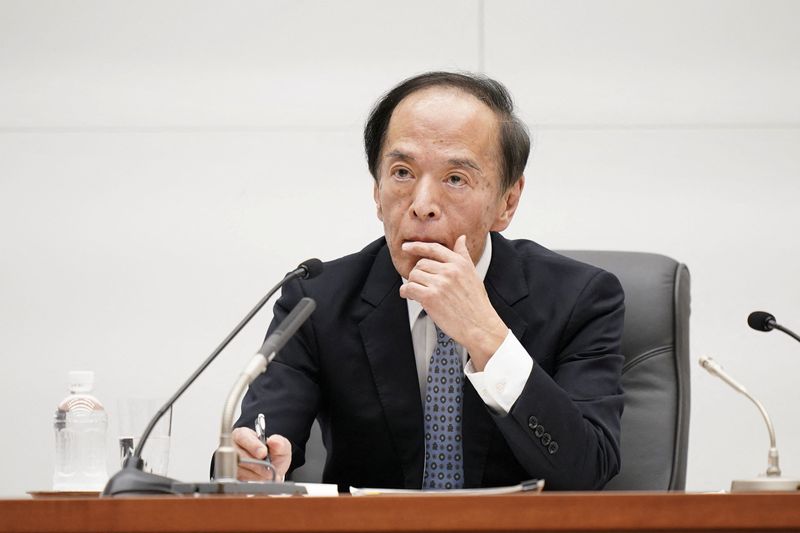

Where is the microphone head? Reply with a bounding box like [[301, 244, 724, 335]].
[[698, 355, 717, 373], [748, 311, 776, 332], [297, 258, 324, 280]]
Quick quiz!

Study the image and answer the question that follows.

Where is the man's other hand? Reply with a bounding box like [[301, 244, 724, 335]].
[[232, 427, 292, 482]]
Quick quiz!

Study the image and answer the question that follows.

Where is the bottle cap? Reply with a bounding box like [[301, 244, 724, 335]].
[[68, 370, 94, 392]]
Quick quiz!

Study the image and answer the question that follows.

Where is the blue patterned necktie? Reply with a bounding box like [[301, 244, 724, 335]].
[[422, 325, 464, 490]]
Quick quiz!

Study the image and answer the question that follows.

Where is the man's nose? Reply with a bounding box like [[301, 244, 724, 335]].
[[410, 178, 441, 220]]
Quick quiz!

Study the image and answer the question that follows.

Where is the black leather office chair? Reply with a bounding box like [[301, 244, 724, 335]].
[[560, 251, 691, 490], [292, 251, 691, 491]]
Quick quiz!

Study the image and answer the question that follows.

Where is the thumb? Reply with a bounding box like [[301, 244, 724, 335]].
[[266, 434, 293, 480], [266, 434, 292, 458], [454, 235, 470, 261]]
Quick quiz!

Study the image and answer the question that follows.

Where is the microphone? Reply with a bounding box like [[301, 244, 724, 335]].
[[698, 356, 800, 492], [748, 311, 776, 332], [295, 258, 324, 280], [103, 259, 323, 496], [748, 311, 800, 344], [213, 297, 317, 482]]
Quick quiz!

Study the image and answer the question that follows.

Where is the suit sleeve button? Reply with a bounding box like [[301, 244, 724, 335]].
[[548, 442, 559, 455], [534, 426, 544, 438], [527, 416, 538, 429], [541, 433, 551, 446]]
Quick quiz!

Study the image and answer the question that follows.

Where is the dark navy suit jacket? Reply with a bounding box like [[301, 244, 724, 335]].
[[237, 232, 625, 490]]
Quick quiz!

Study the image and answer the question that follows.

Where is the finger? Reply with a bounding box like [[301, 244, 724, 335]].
[[266, 434, 292, 480], [398, 283, 410, 300], [400, 281, 433, 303], [237, 460, 267, 476], [237, 464, 270, 482], [402, 241, 458, 262], [235, 446, 271, 477], [235, 444, 273, 481], [412, 257, 446, 274], [407, 267, 438, 287], [453, 235, 471, 261], [232, 427, 268, 460], [266, 434, 292, 457]]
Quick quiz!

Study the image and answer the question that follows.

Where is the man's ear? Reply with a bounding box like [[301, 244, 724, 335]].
[[373, 180, 383, 222], [490, 175, 525, 232]]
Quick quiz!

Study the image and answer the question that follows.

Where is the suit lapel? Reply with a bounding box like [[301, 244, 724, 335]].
[[463, 232, 530, 487], [358, 244, 424, 488], [485, 232, 530, 341]]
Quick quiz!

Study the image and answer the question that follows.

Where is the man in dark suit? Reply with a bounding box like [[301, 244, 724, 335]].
[[231, 72, 625, 491]]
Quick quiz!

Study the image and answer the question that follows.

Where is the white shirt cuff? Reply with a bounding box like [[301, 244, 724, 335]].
[[464, 329, 533, 415]]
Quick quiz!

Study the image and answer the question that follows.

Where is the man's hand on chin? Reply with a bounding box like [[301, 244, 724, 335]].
[[399, 235, 507, 370]]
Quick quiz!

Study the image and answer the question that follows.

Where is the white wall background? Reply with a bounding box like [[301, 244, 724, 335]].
[[1, 0, 798, 495]]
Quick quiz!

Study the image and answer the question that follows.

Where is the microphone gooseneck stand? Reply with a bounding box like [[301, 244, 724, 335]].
[[103, 260, 322, 496], [172, 297, 317, 495], [699, 356, 800, 492], [211, 297, 317, 485]]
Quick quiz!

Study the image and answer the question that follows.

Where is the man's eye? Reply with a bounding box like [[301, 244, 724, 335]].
[[447, 175, 465, 186], [392, 168, 412, 180]]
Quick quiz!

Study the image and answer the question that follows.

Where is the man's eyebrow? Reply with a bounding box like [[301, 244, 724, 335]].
[[384, 151, 483, 174], [448, 158, 483, 174], [384, 150, 415, 162]]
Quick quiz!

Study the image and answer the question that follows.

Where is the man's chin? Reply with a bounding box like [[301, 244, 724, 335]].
[[388, 252, 415, 280]]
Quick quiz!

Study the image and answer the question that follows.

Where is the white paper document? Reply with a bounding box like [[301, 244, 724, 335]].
[[350, 478, 544, 496]]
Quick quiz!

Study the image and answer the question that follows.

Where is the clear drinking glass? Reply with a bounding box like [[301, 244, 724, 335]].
[[117, 398, 172, 476]]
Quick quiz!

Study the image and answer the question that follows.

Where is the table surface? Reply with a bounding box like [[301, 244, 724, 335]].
[[2, 491, 800, 533]]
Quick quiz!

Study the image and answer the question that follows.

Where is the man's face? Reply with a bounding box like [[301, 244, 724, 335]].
[[373, 86, 523, 278]]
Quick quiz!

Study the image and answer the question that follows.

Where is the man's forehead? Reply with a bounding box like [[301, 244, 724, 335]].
[[393, 85, 494, 120], [381, 88, 500, 162]]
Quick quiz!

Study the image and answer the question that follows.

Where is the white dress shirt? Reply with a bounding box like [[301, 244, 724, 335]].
[[404, 234, 533, 415]]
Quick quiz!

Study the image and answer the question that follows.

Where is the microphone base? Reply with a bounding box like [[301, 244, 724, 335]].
[[102, 463, 179, 496], [731, 476, 800, 492], [102, 463, 308, 496], [171, 481, 307, 495]]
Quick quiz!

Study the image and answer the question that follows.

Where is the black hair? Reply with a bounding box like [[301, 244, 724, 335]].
[[364, 71, 530, 192]]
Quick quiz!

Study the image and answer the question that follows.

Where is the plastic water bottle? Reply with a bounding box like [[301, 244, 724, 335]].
[[53, 371, 108, 491]]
